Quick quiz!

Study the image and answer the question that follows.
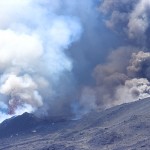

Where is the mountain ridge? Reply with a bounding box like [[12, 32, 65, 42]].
[[1, 98, 150, 150]]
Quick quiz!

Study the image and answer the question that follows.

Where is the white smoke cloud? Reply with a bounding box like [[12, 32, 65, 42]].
[[0, 0, 82, 123], [0, 29, 43, 69], [115, 78, 150, 105]]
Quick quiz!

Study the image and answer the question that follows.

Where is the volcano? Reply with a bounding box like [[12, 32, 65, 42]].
[[1, 98, 150, 150]]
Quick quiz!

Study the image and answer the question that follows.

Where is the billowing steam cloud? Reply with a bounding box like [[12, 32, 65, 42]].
[[1, 0, 150, 122], [0, 0, 82, 122]]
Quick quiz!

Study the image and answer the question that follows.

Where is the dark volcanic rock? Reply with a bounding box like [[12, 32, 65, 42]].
[[0, 112, 70, 139], [41, 144, 76, 150], [1, 98, 150, 150], [0, 112, 43, 138], [89, 131, 122, 146]]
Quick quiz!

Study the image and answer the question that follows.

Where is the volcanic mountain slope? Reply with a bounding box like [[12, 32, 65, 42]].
[[1, 98, 150, 150]]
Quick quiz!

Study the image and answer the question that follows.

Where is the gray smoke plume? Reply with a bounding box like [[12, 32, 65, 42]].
[[100, 0, 150, 42], [1, 0, 150, 122], [77, 0, 150, 114]]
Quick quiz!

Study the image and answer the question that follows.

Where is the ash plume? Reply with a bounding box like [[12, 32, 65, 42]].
[[1, 0, 150, 122], [77, 0, 150, 113], [100, 0, 150, 42]]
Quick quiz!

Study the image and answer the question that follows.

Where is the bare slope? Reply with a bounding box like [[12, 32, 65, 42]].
[[1, 98, 150, 150]]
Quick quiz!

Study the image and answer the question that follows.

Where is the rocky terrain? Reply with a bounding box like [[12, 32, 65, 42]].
[[1, 98, 150, 150]]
